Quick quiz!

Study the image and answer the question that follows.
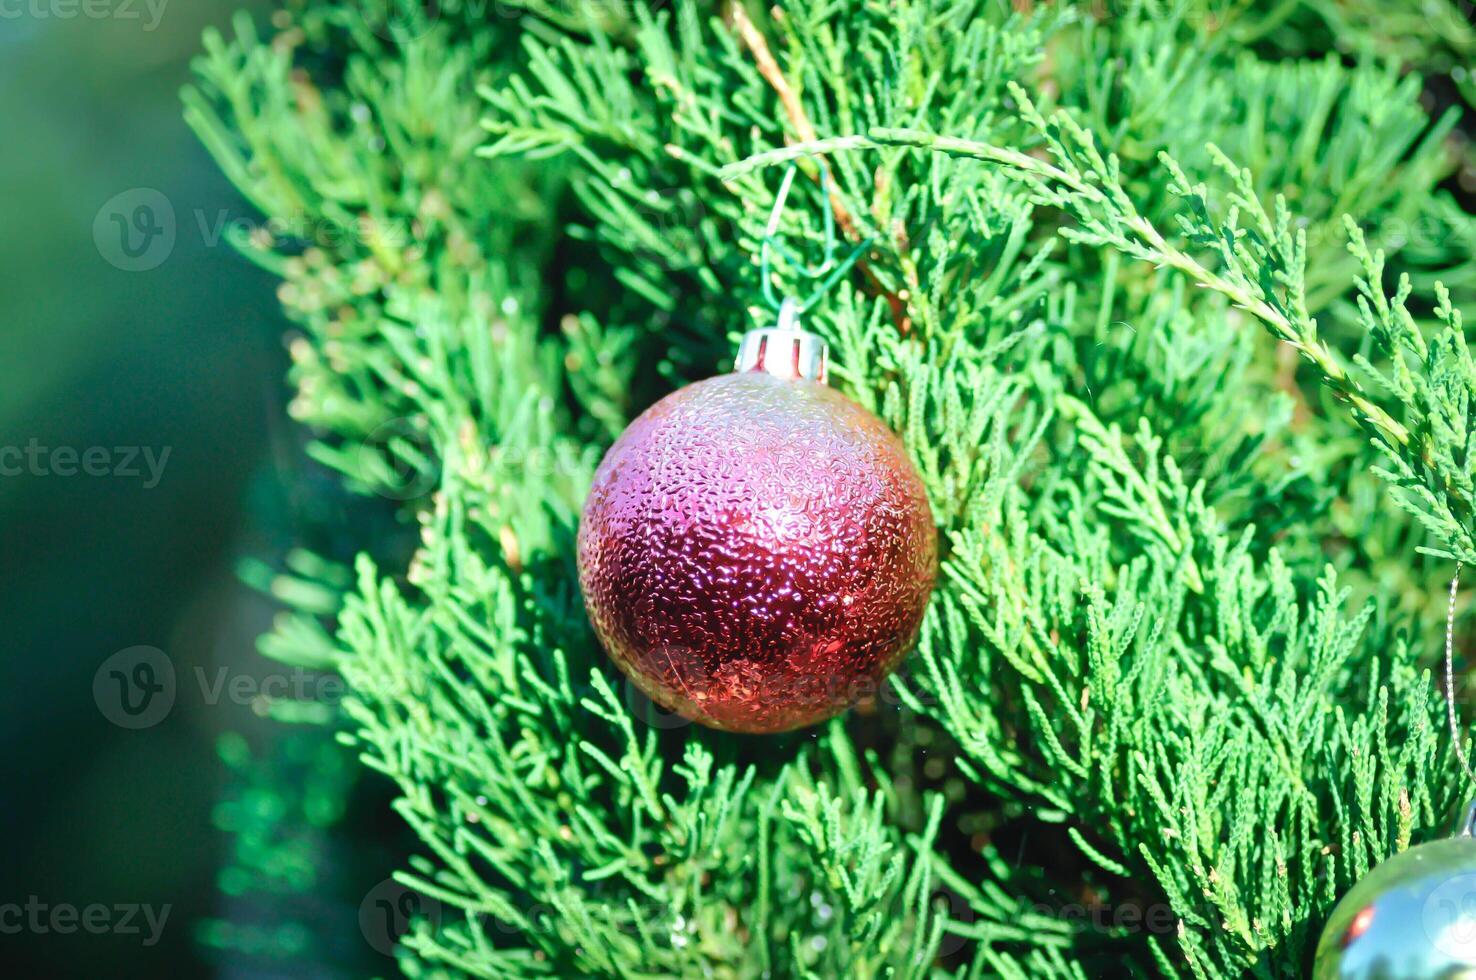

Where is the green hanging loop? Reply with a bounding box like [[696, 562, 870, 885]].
[[759, 163, 871, 317]]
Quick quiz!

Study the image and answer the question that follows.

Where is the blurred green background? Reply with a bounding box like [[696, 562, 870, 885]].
[[0, 2, 288, 975]]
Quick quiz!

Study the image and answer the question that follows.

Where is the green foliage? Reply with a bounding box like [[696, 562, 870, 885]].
[[197, 730, 359, 970], [186, 0, 1476, 976]]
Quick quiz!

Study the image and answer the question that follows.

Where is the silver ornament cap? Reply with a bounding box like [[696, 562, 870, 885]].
[[1314, 801, 1476, 978], [734, 298, 828, 383]]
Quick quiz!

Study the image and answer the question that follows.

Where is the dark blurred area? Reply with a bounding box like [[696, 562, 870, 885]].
[[0, 3, 284, 975]]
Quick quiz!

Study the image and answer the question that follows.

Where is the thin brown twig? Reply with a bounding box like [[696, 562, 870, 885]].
[[729, 3, 911, 333], [730, 4, 849, 234]]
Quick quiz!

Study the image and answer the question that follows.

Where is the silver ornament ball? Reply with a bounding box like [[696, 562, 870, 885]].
[[1315, 804, 1476, 979]]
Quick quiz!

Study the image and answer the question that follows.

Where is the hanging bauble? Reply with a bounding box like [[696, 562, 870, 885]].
[[577, 322, 936, 733], [1314, 803, 1476, 978]]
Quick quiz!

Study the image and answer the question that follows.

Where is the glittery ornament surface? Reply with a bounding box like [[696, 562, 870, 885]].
[[578, 371, 937, 733]]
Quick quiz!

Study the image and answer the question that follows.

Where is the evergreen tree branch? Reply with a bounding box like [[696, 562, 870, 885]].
[[188, 3, 1476, 975], [722, 86, 1476, 569]]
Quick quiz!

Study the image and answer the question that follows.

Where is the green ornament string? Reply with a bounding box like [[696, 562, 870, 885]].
[[758, 163, 871, 323]]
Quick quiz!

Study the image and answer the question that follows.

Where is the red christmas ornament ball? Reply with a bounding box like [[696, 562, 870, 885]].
[[577, 346, 936, 734]]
